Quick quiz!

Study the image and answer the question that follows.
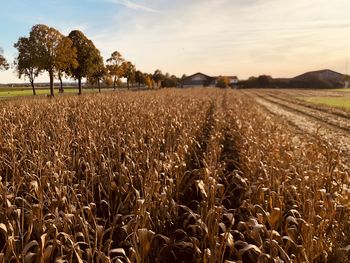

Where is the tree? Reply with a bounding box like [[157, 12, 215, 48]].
[[216, 76, 229, 88], [55, 37, 78, 93], [68, 30, 101, 95], [0, 48, 9, 71], [103, 75, 113, 87], [181, 74, 187, 87], [161, 73, 179, 88], [14, 37, 41, 95], [29, 24, 66, 97], [14, 25, 77, 96], [106, 51, 125, 90], [122, 61, 136, 89], [135, 70, 145, 88], [257, 75, 272, 88], [153, 69, 164, 88], [144, 75, 153, 88], [90, 57, 106, 92]]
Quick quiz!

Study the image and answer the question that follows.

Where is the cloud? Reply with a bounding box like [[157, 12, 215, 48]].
[[2, 0, 350, 83], [108, 0, 160, 13]]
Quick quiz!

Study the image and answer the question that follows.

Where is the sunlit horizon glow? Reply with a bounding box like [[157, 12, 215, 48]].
[[0, 0, 350, 83]]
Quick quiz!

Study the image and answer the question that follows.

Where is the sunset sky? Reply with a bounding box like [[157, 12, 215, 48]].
[[0, 0, 350, 83]]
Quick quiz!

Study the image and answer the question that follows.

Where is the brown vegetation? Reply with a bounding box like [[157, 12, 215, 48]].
[[0, 89, 349, 262]]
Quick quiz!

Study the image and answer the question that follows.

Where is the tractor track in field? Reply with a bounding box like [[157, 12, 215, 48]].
[[256, 93, 350, 132], [245, 91, 350, 152], [262, 91, 350, 120]]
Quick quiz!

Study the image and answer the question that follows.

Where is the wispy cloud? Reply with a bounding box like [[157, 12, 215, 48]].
[[108, 0, 160, 13], [1, 0, 350, 83]]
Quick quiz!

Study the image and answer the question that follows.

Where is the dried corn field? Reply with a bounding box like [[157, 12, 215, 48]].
[[0, 88, 349, 263]]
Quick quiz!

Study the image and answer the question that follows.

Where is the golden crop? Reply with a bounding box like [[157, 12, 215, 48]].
[[0, 89, 348, 262]]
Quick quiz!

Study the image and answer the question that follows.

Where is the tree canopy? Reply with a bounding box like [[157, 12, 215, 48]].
[[216, 76, 229, 88], [135, 70, 146, 87], [89, 54, 106, 92], [0, 48, 9, 71], [30, 24, 65, 96], [153, 69, 164, 88], [9, 24, 181, 94], [68, 30, 101, 94], [106, 51, 125, 90], [55, 36, 78, 93], [14, 37, 41, 95], [161, 74, 179, 88], [122, 61, 136, 89], [14, 24, 78, 96]]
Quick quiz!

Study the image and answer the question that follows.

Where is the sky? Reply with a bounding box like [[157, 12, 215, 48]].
[[0, 0, 350, 83]]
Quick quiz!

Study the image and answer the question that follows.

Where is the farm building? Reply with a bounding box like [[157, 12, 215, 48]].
[[181, 72, 238, 87], [294, 69, 345, 86], [181, 73, 216, 87]]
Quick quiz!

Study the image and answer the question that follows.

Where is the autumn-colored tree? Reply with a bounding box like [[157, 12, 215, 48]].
[[144, 75, 153, 88], [106, 51, 125, 90], [28, 24, 67, 97], [216, 76, 229, 88], [14, 37, 41, 95], [153, 69, 164, 88], [103, 75, 114, 87], [122, 61, 136, 89], [55, 37, 78, 93], [14, 25, 77, 96], [68, 30, 101, 95], [0, 48, 9, 71]]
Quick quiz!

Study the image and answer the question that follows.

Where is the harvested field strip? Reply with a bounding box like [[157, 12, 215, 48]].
[[335, 88, 350, 92], [255, 93, 350, 132], [254, 96, 350, 153], [265, 91, 350, 119], [302, 97, 350, 110]]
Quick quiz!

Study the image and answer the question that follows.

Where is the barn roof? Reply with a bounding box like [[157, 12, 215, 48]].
[[294, 69, 344, 79], [183, 73, 238, 80], [182, 72, 214, 80]]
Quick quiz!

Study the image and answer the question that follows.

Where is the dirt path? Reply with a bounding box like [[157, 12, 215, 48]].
[[252, 94, 350, 153]]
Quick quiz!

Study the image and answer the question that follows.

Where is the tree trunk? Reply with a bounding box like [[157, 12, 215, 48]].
[[113, 76, 117, 90], [30, 78, 36, 96], [78, 78, 82, 95], [59, 76, 64, 93], [49, 71, 54, 97], [127, 80, 130, 90], [98, 80, 101, 93]]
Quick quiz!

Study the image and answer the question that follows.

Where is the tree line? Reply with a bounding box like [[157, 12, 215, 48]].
[[239, 75, 346, 89], [0, 24, 181, 96]]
